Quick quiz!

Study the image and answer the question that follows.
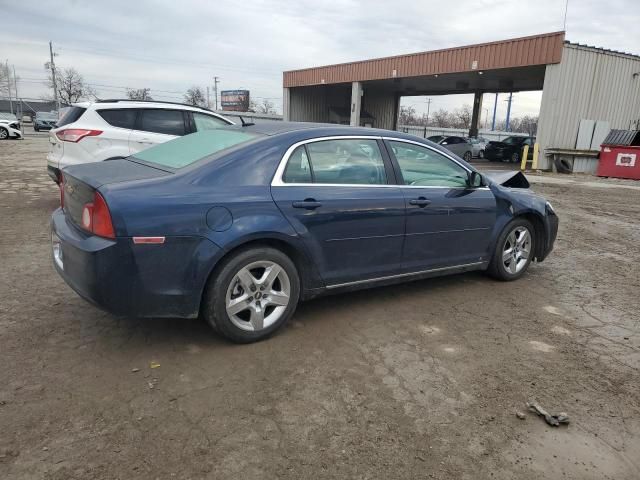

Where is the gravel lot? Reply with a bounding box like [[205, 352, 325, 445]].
[[1, 137, 639, 479]]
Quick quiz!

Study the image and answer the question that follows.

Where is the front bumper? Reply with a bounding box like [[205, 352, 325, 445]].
[[51, 208, 222, 318], [539, 209, 559, 261]]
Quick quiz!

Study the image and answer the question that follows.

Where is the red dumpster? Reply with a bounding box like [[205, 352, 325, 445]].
[[597, 130, 640, 180]]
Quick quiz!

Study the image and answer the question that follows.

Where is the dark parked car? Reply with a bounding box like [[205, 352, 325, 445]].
[[51, 123, 558, 343], [484, 136, 535, 163], [34, 112, 58, 131]]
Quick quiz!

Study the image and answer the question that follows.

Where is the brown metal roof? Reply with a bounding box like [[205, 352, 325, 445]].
[[283, 31, 565, 88]]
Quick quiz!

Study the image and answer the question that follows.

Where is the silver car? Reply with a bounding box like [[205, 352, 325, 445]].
[[438, 136, 473, 162], [468, 137, 488, 158]]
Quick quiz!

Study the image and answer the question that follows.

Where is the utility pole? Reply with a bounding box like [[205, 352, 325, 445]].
[[491, 93, 498, 131], [206, 86, 210, 109], [49, 41, 60, 112], [5, 60, 13, 115], [425, 97, 432, 125], [505, 92, 513, 132], [213, 76, 220, 110], [13, 65, 23, 133]]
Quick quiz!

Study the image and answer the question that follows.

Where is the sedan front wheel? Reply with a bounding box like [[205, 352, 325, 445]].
[[488, 218, 534, 281], [203, 246, 300, 343]]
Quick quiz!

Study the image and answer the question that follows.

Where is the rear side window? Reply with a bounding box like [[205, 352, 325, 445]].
[[57, 106, 86, 127], [193, 112, 229, 131], [282, 146, 312, 183], [139, 109, 186, 136], [98, 109, 137, 129]]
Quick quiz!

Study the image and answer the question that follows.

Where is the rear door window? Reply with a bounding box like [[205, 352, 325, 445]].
[[305, 138, 387, 185], [139, 109, 186, 136], [97, 109, 137, 129]]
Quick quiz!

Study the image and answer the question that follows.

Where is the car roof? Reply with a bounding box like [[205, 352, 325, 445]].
[[217, 122, 420, 139]]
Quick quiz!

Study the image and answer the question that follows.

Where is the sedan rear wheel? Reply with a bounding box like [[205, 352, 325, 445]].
[[203, 246, 300, 343], [488, 218, 534, 281], [0, 128, 8, 140], [463, 151, 472, 162], [511, 152, 520, 163]]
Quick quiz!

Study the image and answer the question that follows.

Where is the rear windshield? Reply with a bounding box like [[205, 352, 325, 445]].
[[132, 130, 259, 169], [57, 106, 87, 127], [502, 136, 525, 145]]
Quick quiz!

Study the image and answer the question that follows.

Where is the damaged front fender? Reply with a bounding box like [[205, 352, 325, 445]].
[[482, 170, 530, 188]]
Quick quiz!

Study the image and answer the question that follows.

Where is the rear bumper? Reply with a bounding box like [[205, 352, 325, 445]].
[[51, 208, 223, 318], [48, 165, 61, 183]]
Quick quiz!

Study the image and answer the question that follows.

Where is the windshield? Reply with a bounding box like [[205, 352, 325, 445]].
[[132, 129, 259, 169], [502, 136, 524, 145]]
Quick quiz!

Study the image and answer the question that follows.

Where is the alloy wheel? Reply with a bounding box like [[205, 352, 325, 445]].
[[0, 129, 7, 140], [502, 226, 531, 274], [225, 260, 291, 332]]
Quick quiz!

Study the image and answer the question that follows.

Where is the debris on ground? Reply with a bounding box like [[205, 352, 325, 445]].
[[150, 362, 161, 369], [516, 411, 526, 420], [526, 401, 570, 426], [131, 368, 140, 373]]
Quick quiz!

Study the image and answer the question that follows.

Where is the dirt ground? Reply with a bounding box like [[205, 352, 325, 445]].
[[1, 136, 639, 480]]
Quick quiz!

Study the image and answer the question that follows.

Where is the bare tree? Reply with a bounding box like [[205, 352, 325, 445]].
[[453, 105, 472, 129], [0, 63, 17, 97], [46, 68, 95, 104], [126, 88, 153, 101], [184, 86, 207, 107], [398, 105, 417, 125], [432, 109, 454, 127], [254, 99, 276, 114]]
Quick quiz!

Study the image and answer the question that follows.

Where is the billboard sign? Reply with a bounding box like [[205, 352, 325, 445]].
[[221, 90, 250, 111]]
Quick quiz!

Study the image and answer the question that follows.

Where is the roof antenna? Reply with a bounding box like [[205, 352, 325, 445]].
[[239, 116, 255, 127]]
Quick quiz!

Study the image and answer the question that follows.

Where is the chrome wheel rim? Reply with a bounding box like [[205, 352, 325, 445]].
[[0, 129, 7, 139], [225, 260, 291, 332], [502, 226, 531, 274]]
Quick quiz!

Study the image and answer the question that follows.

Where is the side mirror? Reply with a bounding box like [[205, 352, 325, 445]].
[[468, 171, 483, 188]]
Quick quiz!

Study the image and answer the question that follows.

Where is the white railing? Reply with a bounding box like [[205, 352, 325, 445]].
[[397, 124, 530, 141]]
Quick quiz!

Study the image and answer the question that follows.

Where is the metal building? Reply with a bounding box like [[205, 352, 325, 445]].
[[283, 32, 640, 171]]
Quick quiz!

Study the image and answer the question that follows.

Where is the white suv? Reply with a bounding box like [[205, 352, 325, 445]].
[[47, 100, 233, 183]]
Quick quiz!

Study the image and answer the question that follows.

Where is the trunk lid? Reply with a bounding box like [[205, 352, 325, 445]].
[[61, 159, 171, 228]]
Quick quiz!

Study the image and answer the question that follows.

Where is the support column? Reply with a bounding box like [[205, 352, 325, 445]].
[[350, 81, 362, 127], [282, 87, 291, 122], [469, 91, 483, 138]]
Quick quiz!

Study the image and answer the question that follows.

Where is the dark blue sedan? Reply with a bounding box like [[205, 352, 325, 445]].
[[51, 122, 558, 343]]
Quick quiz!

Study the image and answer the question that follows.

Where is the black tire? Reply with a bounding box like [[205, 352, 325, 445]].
[[463, 151, 472, 162], [0, 127, 8, 140], [34, 126, 39, 132], [487, 218, 535, 281], [202, 246, 300, 343], [511, 152, 520, 163]]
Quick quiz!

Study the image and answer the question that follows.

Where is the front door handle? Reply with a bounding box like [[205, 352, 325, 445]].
[[409, 197, 431, 207], [292, 199, 322, 210]]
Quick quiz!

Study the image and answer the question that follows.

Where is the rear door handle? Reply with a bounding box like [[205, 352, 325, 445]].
[[409, 197, 432, 207], [292, 199, 322, 210]]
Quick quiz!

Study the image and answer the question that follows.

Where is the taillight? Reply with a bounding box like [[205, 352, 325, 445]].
[[81, 192, 115, 239], [55, 129, 102, 143]]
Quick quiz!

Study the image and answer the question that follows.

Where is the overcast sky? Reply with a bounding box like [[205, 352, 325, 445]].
[[2, 0, 639, 120]]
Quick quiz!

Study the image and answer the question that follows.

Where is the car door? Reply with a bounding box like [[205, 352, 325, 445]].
[[384, 139, 497, 271], [271, 137, 406, 286], [128, 109, 187, 155]]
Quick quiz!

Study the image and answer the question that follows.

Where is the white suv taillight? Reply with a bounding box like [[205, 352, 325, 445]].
[[55, 129, 103, 143]]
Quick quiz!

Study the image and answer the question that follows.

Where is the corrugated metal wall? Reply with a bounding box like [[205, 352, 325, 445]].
[[537, 44, 640, 169], [288, 84, 354, 122], [362, 89, 397, 129]]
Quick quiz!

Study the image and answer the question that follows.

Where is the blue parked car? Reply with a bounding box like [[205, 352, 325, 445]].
[[51, 123, 558, 343]]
